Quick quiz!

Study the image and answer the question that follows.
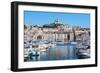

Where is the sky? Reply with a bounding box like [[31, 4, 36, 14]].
[[24, 11, 90, 28]]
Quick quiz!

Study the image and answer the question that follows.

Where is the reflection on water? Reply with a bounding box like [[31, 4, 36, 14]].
[[29, 44, 79, 61]]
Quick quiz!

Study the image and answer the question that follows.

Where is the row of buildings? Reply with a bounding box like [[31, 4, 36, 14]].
[[24, 19, 90, 43]]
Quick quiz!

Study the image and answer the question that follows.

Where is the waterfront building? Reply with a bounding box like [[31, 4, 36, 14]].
[[24, 19, 90, 43]]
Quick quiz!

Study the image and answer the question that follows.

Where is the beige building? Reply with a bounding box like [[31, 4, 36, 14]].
[[24, 20, 90, 42]]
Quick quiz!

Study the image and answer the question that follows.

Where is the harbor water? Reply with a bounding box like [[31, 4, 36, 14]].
[[26, 43, 81, 61]]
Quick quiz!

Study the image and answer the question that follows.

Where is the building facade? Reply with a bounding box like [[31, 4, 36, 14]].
[[24, 20, 90, 43]]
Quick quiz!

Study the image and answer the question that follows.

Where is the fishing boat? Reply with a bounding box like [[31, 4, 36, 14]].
[[36, 43, 55, 51]]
